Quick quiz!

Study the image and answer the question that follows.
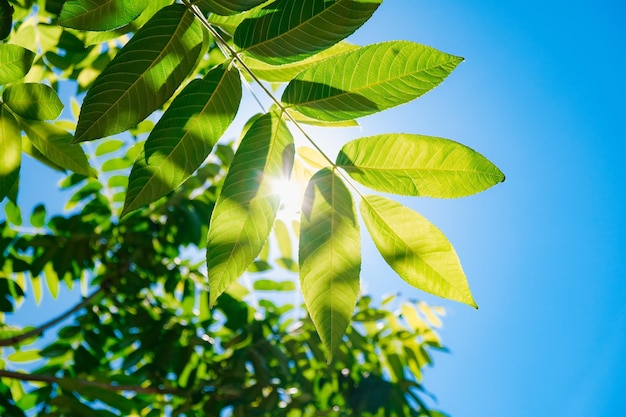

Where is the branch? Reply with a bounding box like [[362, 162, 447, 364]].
[[0, 369, 184, 395], [0, 288, 103, 347]]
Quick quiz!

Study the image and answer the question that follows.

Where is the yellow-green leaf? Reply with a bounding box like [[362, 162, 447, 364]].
[[360, 195, 477, 308], [207, 111, 294, 306], [282, 41, 463, 121], [0, 44, 35, 84], [299, 168, 360, 360], [2, 83, 63, 120], [59, 0, 150, 31], [0, 106, 21, 202], [337, 133, 505, 198]]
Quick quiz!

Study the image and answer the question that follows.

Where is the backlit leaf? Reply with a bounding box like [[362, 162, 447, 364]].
[[94, 139, 125, 156], [360, 195, 476, 307], [235, 0, 381, 65], [22, 120, 92, 176], [2, 83, 63, 120], [282, 41, 463, 121], [122, 64, 241, 216], [0, 106, 21, 202], [29, 204, 46, 228], [196, 0, 267, 16], [299, 168, 360, 360], [207, 111, 294, 307], [7, 350, 40, 363], [0, 44, 35, 84], [74, 4, 203, 142], [59, 0, 150, 31], [337, 134, 505, 197], [243, 41, 359, 82]]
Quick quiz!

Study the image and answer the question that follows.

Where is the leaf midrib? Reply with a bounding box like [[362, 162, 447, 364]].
[[287, 47, 460, 108]]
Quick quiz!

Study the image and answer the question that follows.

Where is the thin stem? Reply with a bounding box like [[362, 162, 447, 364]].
[[0, 369, 184, 395], [182, 2, 366, 198], [0, 288, 103, 347]]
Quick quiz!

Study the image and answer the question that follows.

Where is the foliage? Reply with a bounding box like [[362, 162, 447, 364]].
[[0, 0, 504, 415]]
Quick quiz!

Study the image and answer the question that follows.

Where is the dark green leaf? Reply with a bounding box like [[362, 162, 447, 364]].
[[74, 4, 203, 142], [235, 0, 381, 65], [0, 0, 13, 41], [122, 64, 241, 216]]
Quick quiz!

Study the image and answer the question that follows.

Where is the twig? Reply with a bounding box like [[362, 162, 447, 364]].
[[0, 369, 184, 395], [0, 288, 103, 347]]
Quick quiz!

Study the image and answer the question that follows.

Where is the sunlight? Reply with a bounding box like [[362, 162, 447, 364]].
[[271, 177, 306, 222]]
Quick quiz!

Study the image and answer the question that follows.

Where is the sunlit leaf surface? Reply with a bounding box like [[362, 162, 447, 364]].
[[360, 195, 477, 307], [282, 41, 463, 121], [0, 106, 21, 201], [0, 44, 35, 84], [337, 133, 505, 197], [299, 168, 360, 360], [207, 112, 294, 306], [2, 84, 63, 120], [59, 0, 150, 31]]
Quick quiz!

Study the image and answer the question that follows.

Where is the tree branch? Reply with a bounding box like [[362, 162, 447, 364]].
[[0, 369, 184, 395], [0, 288, 103, 347]]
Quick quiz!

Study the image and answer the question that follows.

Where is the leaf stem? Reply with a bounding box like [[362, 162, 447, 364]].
[[0, 288, 103, 347]]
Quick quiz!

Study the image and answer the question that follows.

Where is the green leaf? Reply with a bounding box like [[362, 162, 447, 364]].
[[196, 0, 267, 16], [0, 44, 35, 84], [337, 133, 505, 198], [2, 83, 64, 120], [299, 168, 360, 360], [94, 139, 125, 156], [0, 0, 13, 41], [22, 120, 92, 176], [0, 106, 21, 202], [7, 349, 40, 363], [253, 279, 296, 292], [242, 41, 359, 83], [282, 41, 463, 121], [59, 0, 150, 31], [29, 204, 46, 228], [207, 111, 294, 307], [235, 0, 382, 65], [122, 64, 241, 216], [74, 4, 203, 143], [360, 195, 477, 307], [39, 342, 71, 358]]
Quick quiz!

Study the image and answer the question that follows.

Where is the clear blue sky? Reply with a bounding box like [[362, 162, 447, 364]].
[[7, 1, 626, 416], [349, 1, 626, 416]]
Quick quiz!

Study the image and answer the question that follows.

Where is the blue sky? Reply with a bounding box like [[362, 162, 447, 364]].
[[5, 1, 626, 416], [349, 1, 626, 416]]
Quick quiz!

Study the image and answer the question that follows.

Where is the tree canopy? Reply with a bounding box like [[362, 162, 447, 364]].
[[0, 0, 504, 415]]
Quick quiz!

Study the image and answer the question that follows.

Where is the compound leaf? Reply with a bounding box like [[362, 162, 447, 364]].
[[337, 133, 505, 198], [360, 194, 476, 307], [299, 168, 360, 360], [282, 41, 463, 121], [207, 111, 294, 307], [74, 4, 203, 143], [122, 64, 241, 216]]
